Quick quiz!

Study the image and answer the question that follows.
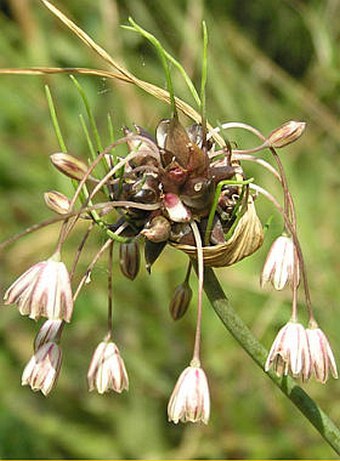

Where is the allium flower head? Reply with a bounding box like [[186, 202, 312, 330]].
[[22, 342, 62, 396], [87, 341, 129, 394], [265, 322, 310, 380], [167, 364, 210, 424], [306, 326, 338, 383], [4, 255, 73, 322], [261, 235, 298, 290]]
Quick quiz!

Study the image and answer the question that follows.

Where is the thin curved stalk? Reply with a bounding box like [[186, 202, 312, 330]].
[[0, 66, 225, 146], [203, 267, 340, 456]]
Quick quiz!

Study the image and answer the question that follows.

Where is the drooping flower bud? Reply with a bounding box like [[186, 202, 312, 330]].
[[50, 152, 89, 181], [268, 121, 306, 148], [169, 281, 192, 320], [44, 190, 71, 215], [119, 240, 140, 280]]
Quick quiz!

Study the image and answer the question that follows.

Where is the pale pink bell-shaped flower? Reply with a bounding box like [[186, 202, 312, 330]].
[[306, 327, 338, 383], [22, 342, 62, 396], [265, 322, 311, 380], [261, 235, 298, 290], [4, 256, 73, 322], [167, 364, 210, 424], [87, 341, 129, 394], [34, 320, 64, 351]]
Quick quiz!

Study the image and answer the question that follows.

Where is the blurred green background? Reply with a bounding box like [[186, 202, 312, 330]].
[[0, 0, 339, 458]]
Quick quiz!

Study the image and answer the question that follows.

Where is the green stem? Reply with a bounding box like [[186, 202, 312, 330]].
[[203, 266, 340, 456], [123, 19, 201, 109], [79, 114, 96, 160], [70, 75, 103, 155], [107, 113, 115, 145], [45, 85, 67, 152], [125, 18, 180, 116], [204, 178, 253, 246], [200, 21, 208, 124]]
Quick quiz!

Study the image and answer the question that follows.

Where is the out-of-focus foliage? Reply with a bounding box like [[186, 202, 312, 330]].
[[0, 0, 339, 458]]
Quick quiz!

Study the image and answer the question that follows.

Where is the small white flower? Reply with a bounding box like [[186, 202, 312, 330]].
[[22, 342, 62, 396], [167, 364, 210, 424], [261, 235, 298, 290], [265, 322, 310, 379], [87, 341, 129, 394], [4, 255, 73, 322], [163, 193, 191, 223], [306, 326, 338, 383]]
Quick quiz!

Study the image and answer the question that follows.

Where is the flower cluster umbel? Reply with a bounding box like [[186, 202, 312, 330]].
[[2, 116, 336, 424]]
